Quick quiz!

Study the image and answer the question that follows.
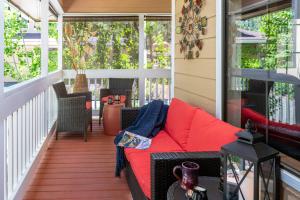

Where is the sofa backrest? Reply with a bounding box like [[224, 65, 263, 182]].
[[164, 98, 197, 150], [186, 109, 241, 151]]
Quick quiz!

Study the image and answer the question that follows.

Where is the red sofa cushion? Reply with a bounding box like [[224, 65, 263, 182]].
[[164, 98, 197, 150], [186, 109, 241, 151], [124, 131, 183, 198], [126, 152, 151, 198], [125, 130, 183, 156]]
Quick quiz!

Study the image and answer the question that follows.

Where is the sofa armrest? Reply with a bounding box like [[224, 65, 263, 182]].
[[150, 152, 221, 200], [120, 108, 140, 130]]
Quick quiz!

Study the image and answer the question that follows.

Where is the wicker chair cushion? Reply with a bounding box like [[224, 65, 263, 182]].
[[86, 101, 92, 110], [101, 95, 126, 103], [186, 109, 241, 152], [164, 98, 197, 150], [124, 131, 184, 198]]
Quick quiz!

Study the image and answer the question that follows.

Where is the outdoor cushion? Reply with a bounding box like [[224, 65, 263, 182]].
[[126, 152, 151, 198], [124, 130, 184, 199], [124, 130, 183, 156], [186, 109, 241, 151], [86, 101, 92, 110], [164, 98, 197, 149]]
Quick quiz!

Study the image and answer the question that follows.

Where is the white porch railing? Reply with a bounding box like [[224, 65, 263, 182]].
[[0, 71, 62, 200], [63, 69, 172, 113]]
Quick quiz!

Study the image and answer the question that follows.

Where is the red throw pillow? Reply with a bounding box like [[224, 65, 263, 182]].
[[164, 98, 197, 150], [101, 95, 126, 104]]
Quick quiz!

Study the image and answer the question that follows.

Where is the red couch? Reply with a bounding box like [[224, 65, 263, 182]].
[[123, 98, 241, 200]]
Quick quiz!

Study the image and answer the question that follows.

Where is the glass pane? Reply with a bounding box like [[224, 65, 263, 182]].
[[4, 1, 41, 88], [63, 19, 139, 70], [259, 160, 275, 200], [225, 0, 300, 172], [145, 17, 171, 69], [48, 19, 58, 72], [225, 155, 254, 199]]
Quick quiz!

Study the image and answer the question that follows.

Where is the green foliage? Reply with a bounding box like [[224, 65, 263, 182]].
[[48, 22, 58, 73], [63, 20, 170, 70], [4, 7, 59, 81], [237, 8, 293, 70], [145, 21, 171, 69]]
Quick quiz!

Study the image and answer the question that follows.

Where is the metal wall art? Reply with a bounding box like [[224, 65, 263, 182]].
[[178, 0, 207, 59]]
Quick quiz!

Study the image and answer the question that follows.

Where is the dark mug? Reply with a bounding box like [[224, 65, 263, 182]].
[[173, 161, 199, 190]]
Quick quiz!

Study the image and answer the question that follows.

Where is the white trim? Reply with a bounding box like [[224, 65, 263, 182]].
[[63, 69, 171, 79], [215, 0, 224, 119], [281, 169, 300, 192], [63, 13, 171, 17], [1, 71, 62, 120], [0, 1, 6, 199], [138, 14, 146, 106], [0, 0, 4, 96], [50, 0, 64, 15], [170, 0, 175, 99], [41, 0, 49, 77]]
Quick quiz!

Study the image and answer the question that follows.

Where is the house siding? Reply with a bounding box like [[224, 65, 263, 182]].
[[174, 0, 217, 114]]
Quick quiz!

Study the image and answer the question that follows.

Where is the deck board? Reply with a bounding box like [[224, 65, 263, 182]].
[[23, 121, 132, 200]]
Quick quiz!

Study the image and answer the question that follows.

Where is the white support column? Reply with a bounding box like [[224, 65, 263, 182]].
[[171, 0, 175, 99], [41, 0, 49, 77], [138, 14, 145, 106], [0, 0, 4, 95], [216, 0, 225, 120], [0, 0, 6, 197], [0, 0, 6, 199], [57, 14, 63, 70]]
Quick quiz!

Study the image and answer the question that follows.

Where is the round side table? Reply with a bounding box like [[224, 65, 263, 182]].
[[103, 103, 125, 136], [167, 176, 222, 200]]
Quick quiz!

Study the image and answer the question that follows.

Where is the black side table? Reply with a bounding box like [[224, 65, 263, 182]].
[[167, 176, 222, 200]]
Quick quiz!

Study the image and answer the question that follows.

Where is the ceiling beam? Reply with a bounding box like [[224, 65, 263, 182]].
[[60, 0, 171, 13]]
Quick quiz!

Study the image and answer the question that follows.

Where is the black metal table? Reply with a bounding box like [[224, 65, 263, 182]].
[[167, 176, 223, 200]]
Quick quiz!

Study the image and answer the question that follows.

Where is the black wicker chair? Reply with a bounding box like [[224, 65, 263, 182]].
[[120, 108, 221, 200], [53, 82, 92, 142], [99, 78, 134, 124]]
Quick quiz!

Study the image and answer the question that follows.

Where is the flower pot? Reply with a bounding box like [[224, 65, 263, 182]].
[[74, 74, 88, 93]]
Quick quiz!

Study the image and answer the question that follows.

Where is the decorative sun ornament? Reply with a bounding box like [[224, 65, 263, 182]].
[[177, 0, 207, 59]]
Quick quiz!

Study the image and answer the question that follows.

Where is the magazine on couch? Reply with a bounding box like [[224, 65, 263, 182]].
[[117, 131, 152, 150]]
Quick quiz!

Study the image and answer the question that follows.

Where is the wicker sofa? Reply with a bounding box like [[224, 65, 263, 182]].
[[120, 98, 242, 200]]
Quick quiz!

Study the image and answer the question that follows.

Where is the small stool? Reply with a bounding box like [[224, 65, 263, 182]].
[[103, 103, 125, 136]]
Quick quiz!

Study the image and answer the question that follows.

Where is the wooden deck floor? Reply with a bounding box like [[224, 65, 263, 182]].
[[23, 121, 132, 200]]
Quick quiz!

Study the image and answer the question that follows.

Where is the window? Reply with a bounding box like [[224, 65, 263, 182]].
[[225, 0, 300, 172], [145, 16, 171, 69], [63, 16, 139, 70], [48, 4, 59, 72], [4, 1, 41, 87]]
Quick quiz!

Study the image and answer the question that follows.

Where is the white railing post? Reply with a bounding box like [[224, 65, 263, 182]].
[[41, 0, 49, 77], [41, 0, 49, 137], [58, 14, 63, 70], [138, 14, 145, 106], [0, 0, 6, 199], [216, 0, 225, 120], [171, 0, 175, 99]]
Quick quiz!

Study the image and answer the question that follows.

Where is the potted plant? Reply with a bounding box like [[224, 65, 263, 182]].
[[64, 22, 94, 93]]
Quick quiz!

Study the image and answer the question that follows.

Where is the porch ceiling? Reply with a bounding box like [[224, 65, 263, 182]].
[[59, 0, 171, 13]]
